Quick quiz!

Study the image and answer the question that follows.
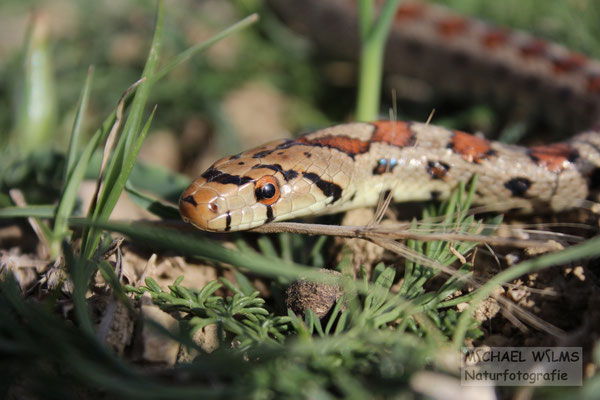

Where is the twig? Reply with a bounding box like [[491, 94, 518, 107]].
[[250, 221, 559, 249]]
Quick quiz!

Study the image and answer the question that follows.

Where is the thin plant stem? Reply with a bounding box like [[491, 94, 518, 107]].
[[355, 0, 402, 121]]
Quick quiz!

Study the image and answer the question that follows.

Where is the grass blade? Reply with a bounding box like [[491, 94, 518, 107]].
[[82, 1, 164, 258], [51, 67, 96, 257]]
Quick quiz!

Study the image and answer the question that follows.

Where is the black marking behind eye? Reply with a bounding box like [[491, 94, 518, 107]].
[[202, 167, 253, 186], [430, 190, 441, 201], [225, 212, 232, 232], [181, 195, 197, 207], [303, 172, 342, 203], [229, 154, 241, 160], [265, 205, 274, 223], [252, 163, 298, 181], [349, 192, 356, 202], [504, 177, 532, 197], [304, 152, 312, 158], [238, 162, 245, 165]]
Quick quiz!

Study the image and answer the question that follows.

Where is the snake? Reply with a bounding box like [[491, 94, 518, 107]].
[[179, 1, 600, 232]]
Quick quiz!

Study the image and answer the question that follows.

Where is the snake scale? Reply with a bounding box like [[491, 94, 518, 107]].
[[179, 1, 600, 232]]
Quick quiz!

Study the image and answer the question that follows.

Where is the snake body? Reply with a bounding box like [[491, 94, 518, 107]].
[[179, 121, 600, 232], [179, 2, 600, 232], [268, 0, 600, 131]]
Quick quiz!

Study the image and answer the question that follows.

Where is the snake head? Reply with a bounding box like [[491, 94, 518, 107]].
[[179, 137, 351, 232]]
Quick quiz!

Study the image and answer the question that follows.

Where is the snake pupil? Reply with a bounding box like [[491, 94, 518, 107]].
[[258, 183, 276, 199]]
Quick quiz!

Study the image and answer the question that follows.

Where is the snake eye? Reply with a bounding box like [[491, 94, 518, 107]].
[[255, 176, 280, 205]]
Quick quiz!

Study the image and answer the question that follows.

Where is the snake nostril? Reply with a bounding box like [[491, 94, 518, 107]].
[[208, 202, 219, 213]]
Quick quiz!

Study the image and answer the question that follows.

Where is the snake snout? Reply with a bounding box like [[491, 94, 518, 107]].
[[179, 184, 222, 230]]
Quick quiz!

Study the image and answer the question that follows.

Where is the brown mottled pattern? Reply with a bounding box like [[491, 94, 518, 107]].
[[552, 53, 587, 74], [449, 131, 494, 163], [426, 160, 450, 180], [519, 38, 548, 58], [395, 2, 425, 19], [481, 28, 509, 49], [588, 75, 600, 94], [370, 121, 415, 147], [296, 135, 370, 157], [436, 16, 469, 37], [529, 143, 578, 173]]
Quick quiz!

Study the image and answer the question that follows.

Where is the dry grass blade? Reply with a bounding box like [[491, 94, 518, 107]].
[[250, 221, 560, 249], [9, 189, 50, 259]]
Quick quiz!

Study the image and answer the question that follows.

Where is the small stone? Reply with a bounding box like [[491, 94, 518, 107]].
[[285, 269, 344, 318]]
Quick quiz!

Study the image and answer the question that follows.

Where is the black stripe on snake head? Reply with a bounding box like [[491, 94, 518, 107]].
[[265, 204, 275, 223], [504, 177, 532, 197], [201, 167, 222, 181], [252, 163, 299, 181], [201, 167, 254, 186], [302, 172, 342, 203], [225, 212, 232, 232], [253, 139, 297, 158], [181, 195, 197, 207]]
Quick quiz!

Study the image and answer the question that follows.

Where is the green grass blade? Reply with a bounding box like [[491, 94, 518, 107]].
[[124, 181, 180, 220], [82, 1, 164, 258], [75, 219, 337, 282], [15, 13, 56, 154], [51, 68, 98, 257], [355, 0, 402, 121], [64, 66, 94, 181], [357, 0, 374, 41], [0, 205, 56, 218]]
